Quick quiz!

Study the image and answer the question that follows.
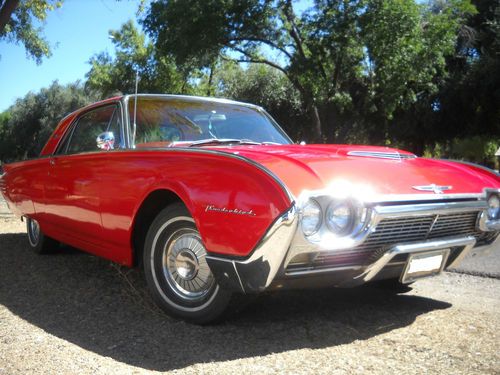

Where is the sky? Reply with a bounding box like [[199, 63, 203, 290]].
[[0, 0, 143, 112]]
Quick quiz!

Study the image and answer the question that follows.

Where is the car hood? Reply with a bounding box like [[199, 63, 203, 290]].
[[209, 144, 500, 199]]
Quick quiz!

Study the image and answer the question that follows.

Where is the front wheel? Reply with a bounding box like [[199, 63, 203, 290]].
[[143, 203, 232, 324], [26, 217, 59, 254]]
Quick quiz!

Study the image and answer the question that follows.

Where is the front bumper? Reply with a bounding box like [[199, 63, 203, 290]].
[[206, 202, 500, 293]]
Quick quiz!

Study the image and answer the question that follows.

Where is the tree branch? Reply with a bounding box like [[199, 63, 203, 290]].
[[221, 47, 290, 77], [227, 36, 293, 61], [281, 0, 328, 81], [0, 0, 19, 34], [281, 0, 307, 61]]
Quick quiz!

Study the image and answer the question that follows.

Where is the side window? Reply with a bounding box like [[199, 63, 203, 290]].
[[64, 105, 119, 154]]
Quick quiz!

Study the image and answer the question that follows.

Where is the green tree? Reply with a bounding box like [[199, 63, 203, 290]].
[[141, 0, 475, 143], [386, 0, 498, 155], [86, 20, 191, 98], [214, 61, 306, 140], [0, 0, 63, 63], [0, 81, 96, 162], [432, 0, 499, 142]]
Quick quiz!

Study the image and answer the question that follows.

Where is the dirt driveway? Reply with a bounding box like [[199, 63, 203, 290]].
[[0, 217, 499, 374]]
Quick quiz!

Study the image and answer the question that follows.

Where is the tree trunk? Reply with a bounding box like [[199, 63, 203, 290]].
[[412, 138, 426, 157], [286, 75, 323, 142], [309, 104, 322, 143], [0, 0, 19, 34], [206, 64, 215, 96]]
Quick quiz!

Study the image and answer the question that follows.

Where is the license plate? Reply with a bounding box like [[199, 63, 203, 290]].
[[401, 249, 450, 284]]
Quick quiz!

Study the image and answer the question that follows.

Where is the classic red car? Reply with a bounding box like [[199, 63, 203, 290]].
[[1, 94, 499, 323]]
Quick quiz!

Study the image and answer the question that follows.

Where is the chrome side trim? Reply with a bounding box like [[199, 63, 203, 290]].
[[354, 236, 476, 285], [206, 205, 298, 293]]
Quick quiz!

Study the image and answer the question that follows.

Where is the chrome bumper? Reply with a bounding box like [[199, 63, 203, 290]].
[[206, 204, 500, 293], [351, 236, 476, 285]]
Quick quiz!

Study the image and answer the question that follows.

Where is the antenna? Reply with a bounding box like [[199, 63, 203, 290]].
[[132, 69, 139, 147]]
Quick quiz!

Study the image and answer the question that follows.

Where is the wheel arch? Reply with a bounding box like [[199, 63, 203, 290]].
[[131, 189, 190, 266]]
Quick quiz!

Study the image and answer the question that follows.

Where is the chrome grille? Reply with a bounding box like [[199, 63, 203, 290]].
[[308, 211, 483, 270], [427, 212, 479, 239], [360, 211, 481, 252]]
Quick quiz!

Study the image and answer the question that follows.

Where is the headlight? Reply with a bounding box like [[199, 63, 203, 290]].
[[487, 194, 500, 220], [326, 202, 354, 235], [301, 199, 322, 236]]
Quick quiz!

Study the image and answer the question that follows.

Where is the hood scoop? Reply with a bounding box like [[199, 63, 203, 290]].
[[346, 150, 417, 161]]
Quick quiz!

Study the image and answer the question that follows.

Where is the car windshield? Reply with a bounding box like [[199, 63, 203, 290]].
[[128, 97, 292, 148]]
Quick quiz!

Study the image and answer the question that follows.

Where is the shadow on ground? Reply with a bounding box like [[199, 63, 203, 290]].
[[0, 233, 451, 371]]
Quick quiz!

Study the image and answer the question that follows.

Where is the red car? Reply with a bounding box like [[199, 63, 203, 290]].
[[1, 94, 499, 323]]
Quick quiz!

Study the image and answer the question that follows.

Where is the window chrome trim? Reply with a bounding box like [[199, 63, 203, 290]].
[[53, 102, 123, 156]]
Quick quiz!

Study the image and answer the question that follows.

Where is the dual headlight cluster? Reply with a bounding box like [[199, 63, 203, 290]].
[[487, 193, 499, 221], [301, 197, 368, 239]]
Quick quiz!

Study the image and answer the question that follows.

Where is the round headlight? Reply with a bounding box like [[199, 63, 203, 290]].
[[487, 194, 500, 220], [326, 202, 354, 235], [301, 199, 322, 236]]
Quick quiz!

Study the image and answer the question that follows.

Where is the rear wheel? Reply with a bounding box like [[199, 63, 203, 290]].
[[143, 203, 232, 324], [26, 217, 59, 254]]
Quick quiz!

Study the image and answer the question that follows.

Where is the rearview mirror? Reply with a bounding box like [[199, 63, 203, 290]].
[[96, 132, 115, 150]]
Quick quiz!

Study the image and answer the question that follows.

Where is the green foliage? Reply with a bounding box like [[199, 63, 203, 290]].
[[0, 0, 63, 63], [213, 61, 306, 140], [0, 81, 97, 162], [429, 0, 500, 142], [141, 0, 477, 143], [425, 136, 499, 169], [448, 136, 499, 167], [85, 20, 192, 98]]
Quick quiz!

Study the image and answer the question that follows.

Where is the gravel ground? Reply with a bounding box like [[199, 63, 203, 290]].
[[0, 216, 499, 374], [449, 248, 500, 279]]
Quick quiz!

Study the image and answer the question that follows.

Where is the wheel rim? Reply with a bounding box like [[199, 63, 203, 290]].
[[162, 228, 215, 302], [28, 218, 40, 246]]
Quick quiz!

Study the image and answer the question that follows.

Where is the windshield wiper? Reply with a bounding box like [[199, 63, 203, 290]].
[[188, 138, 261, 147]]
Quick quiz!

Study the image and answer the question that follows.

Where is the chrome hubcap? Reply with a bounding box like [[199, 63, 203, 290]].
[[28, 219, 40, 245], [175, 249, 199, 280], [163, 229, 214, 301]]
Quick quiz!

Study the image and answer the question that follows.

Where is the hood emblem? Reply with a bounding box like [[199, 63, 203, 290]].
[[412, 184, 453, 194]]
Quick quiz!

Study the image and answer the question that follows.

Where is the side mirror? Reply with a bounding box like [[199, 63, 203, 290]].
[[96, 132, 115, 151]]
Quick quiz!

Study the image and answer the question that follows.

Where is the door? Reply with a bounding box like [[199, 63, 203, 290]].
[[43, 104, 123, 245]]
